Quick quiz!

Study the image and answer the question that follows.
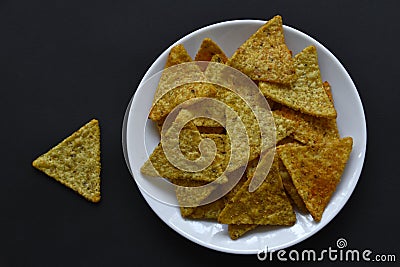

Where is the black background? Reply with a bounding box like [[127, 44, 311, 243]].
[[1, 0, 399, 266]]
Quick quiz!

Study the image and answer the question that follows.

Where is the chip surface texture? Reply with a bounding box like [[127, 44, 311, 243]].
[[32, 119, 101, 203]]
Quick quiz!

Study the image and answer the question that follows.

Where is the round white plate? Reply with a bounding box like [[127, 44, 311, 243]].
[[122, 20, 367, 254]]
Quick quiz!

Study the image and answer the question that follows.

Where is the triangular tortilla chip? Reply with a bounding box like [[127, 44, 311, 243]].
[[259, 46, 337, 118], [227, 15, 295, 84], [178, 171, 248, 220], [149, 44, 216, 122], [218, 158, 296, 225], [32, 119, 101, 202], [278, 137, 353, 221], [195, 38, 228, 63], [165, 44, 193, 68], [277, 157, 308, 213], [272, 111, 297, 143], [192, 53, 228, 129], [141, 126, 230, 183], [274, 106, 339, 144]]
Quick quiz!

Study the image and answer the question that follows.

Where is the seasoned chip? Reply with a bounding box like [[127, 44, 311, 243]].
[[272, 111, 297, 143], [165, 44, 193, 68], [32, 119, 101, 203], [179, 173, 247, 220], [195, 38, 228, 63], [278, 137, 353, 221], [277, 157, 307, 213], [178, 158, 250, 220], [227, 15, 295, 84], [192, 53, 228, 128], [218, 158, 296, 226], [274, 106, 339, 144], [149, 44, 216, 122], [141, 127, 230, 183], [259, 46, 337, 118]]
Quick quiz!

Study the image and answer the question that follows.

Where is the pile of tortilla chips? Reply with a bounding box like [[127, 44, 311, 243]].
[[141, 15, 353, 240]]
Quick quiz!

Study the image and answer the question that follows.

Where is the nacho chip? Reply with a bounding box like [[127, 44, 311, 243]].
[[277, 157, 307, 213], [32, 119, 101, 203], [218, 158, 296, 226], [149, 44, 217, 122], [275, 106, 339, 144], [141, 126, 230, 183], [259, 46, 337, 118], [192, 53, 228, 128], [195, 38, 228, 63], [165, 44, 193, 68], [278, 137, 353, 221], [179, 173, 247, 220], [227, 15, 295, 84], [272, 111, 297, 143]]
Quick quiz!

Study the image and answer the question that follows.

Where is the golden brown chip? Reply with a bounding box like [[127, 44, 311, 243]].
[[278, 137, 353, 221], [149, 44, 217, 122], [195, 38, 228, 63], [274, 106, 339, 144], [272, 111, 297, 143], [32, 119, 101, 203], [165, 44, 193, 68], [218, 158, 296, 226], [178, 168, 247, 220], [277, 157, 307, 213], [141, 127, 229, 183], [227, 15, 295, 84], [259, 46, 337, 118]]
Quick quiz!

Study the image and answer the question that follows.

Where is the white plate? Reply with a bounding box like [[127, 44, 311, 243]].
[[122, 20, 367, 254]]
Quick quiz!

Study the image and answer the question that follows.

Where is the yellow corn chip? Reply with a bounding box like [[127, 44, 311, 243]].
[[192, 53, 228, 128], [227, 15, 295, 84], [278, 137, 353, 221], [218, 158, 296, 225], [272, 111, 297, 143], [32, 119, 101, 203], [149, 44, 217, 122], [179, 177, 246, 220], [275, 106, 339, 144], [259, 46, 337, 118], [141, 127, 230, 183], [195, 38, 228, 63], [165, 44, 193, 68], [277, 157, 308, 213]]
